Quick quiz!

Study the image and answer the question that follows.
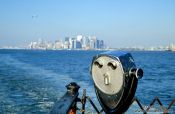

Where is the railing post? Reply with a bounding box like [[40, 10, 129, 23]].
[[81, 89, 86, 114], [50, 82, 80, 114]]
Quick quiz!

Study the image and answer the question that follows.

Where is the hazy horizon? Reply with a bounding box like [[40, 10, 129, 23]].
[[0, 0, 175, 48]]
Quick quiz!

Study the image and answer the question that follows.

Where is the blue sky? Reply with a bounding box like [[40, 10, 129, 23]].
[[0, 0, 175, 48]]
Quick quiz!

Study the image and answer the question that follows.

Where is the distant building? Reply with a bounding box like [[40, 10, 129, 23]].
[[64, 41, 69, 49], [28, 38, 47, 49], [38, 38, 46, 49], [76, 35, 83, 42], [169, 44, 175, 51], [65, 37, 70, 42], [89, 39, 95, 49], [96, 40, 100, 49], [55, 40, 63, 49], [29, 42, 37, 49], [99, 40, 104, 49], [46, 42, 54, 50], [82, 36, 90, 49], [71, 38, 76, 49], [71, 38, 82, 49], [64, 37, 70, 49], [69, 38, 73, 49], [76, 41, 82, 49]]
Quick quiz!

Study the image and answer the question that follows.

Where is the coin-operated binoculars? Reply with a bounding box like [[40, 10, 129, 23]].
[[50, 51, 143, 114], [90, 51, 143, 114]]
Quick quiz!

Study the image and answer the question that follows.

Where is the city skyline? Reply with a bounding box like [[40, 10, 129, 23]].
[[28, 35, 106, 50], [0, 0, 175, 48], [1, 34, 174, 51]]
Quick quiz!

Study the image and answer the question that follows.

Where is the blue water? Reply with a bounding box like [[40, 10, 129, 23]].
[[0, 50, 175, 114]]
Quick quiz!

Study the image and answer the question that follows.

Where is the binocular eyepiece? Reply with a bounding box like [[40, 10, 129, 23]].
[[130, 67, 143, 79], [90, 51, 143, 114]]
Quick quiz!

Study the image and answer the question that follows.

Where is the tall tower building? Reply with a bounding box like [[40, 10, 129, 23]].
[[82, 36, 90, 49], [71, 38, 76, 49], [64, 37, 70, 49], [76, 35, 83, 42]]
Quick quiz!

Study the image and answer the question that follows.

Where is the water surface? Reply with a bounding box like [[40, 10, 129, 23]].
[[0, 50, 174, 113]]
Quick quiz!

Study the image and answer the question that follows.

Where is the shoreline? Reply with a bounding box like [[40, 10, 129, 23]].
[[0, 48, 172, 52]]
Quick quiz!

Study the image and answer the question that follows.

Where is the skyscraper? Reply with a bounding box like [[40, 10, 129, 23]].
[[82, 36, 90, 49], [76, 41, 82, 49], [89, 39, 95, 49], [64, 37, 70, 49], [100, 40, 104, 49], [76, 35, 83, 42], [71, 38, 76, 49]]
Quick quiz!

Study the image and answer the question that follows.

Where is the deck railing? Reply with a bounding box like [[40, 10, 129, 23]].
[[50, 83, 175, 114]]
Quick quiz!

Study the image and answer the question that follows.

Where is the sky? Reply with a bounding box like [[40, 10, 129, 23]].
[[0, 0, 175, 48]]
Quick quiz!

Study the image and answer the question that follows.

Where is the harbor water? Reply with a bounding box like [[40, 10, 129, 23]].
[[0, 50, 175, 113]]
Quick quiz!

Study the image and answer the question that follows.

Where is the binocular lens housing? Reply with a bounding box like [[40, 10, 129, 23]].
[[90, 51, 143, 114]]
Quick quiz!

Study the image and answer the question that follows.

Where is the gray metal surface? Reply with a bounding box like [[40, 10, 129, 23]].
[[91, 56, 124, 95], [90, 51, 142, 114]]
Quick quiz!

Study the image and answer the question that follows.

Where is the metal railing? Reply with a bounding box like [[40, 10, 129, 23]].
[[50, 82, 175, 114], [131, 97, 175, 114], [76, 95, 175, 114]]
